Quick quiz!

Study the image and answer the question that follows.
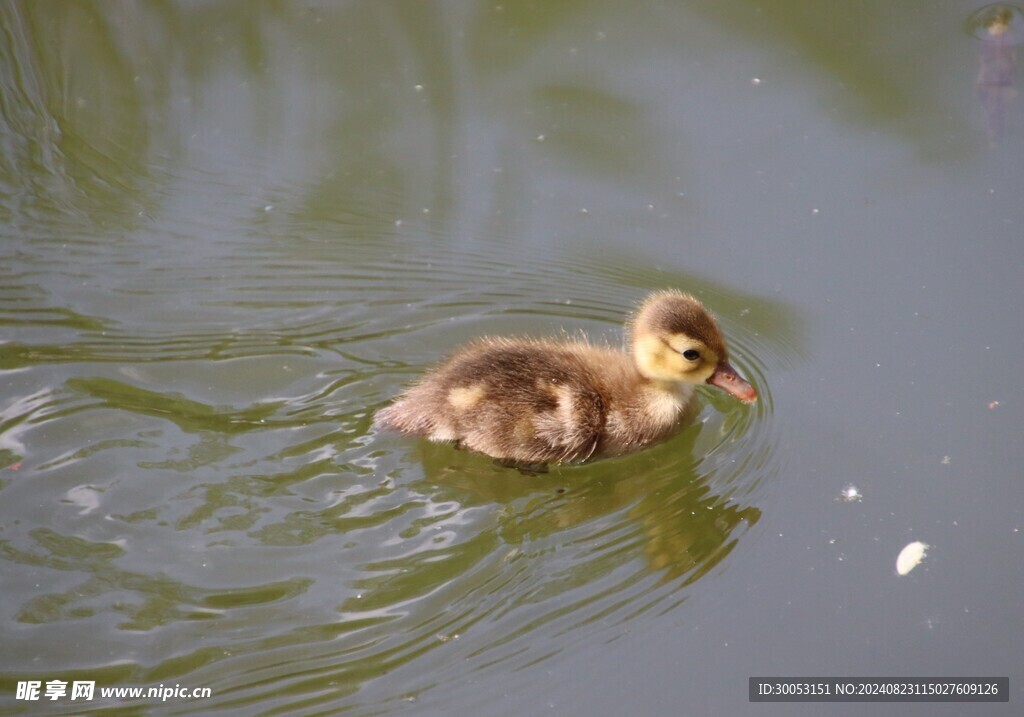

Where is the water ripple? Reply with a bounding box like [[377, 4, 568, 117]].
[[1, 228, 799, 714]]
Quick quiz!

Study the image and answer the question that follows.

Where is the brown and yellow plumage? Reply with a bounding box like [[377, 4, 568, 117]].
[[375, 291, 756, 465]]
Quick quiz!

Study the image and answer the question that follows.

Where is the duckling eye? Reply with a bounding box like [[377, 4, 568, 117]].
[[681, 349, 700, 361]]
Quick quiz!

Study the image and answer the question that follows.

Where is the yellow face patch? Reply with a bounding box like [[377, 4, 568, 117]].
[[666, 336, 719, 374], [634, 333, 719, 383]]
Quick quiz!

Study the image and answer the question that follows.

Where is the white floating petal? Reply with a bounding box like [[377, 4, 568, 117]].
[[896, 541, 929, 575]]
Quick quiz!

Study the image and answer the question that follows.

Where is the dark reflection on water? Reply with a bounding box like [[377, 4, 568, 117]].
[[964, 4, 1021, 145]]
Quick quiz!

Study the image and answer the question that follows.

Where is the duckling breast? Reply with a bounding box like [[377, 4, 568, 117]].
[[599, 382, 694, 456]]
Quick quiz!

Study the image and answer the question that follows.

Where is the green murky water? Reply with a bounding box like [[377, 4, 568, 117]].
[[1, 2, 1022, 715]]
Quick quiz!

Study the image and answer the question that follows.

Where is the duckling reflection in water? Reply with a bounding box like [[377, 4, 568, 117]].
[[375, 291, 756, 467]]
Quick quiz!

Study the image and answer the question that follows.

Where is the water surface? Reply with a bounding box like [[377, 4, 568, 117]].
[[1, 2, 1022, 715]]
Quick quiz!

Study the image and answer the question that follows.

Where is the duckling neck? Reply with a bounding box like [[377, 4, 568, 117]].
[[638, 379, 693, 424]]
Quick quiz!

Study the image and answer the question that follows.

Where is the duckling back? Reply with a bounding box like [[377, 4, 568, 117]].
[[375, 338, 636, 464]]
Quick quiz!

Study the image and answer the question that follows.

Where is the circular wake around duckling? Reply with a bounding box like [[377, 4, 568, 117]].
[[375, 290, 756, 466]]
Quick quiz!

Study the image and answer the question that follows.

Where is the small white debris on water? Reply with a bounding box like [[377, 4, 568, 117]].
[[837, 484, 862, 503], [896, 541, 929, 575], [66, 485, 102, 515], [941, 456, 951, 465]]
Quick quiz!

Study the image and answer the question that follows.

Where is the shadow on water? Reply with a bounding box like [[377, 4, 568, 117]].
[[411, 426, 762, 588]]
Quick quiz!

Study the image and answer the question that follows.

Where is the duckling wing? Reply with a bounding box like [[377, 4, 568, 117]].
[[378, 339, 615, 464], [527, 374, 605, 462], [454, 343, 609, 463]]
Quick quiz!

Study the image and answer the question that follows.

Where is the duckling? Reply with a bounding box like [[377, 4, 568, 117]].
[[375, 290, 756, 465]]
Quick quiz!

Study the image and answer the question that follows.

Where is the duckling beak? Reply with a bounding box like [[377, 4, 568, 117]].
[[707, 362, 757, 404]]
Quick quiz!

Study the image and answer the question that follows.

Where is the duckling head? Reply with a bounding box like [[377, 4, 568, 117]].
[[630, 290, 757, 404]]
